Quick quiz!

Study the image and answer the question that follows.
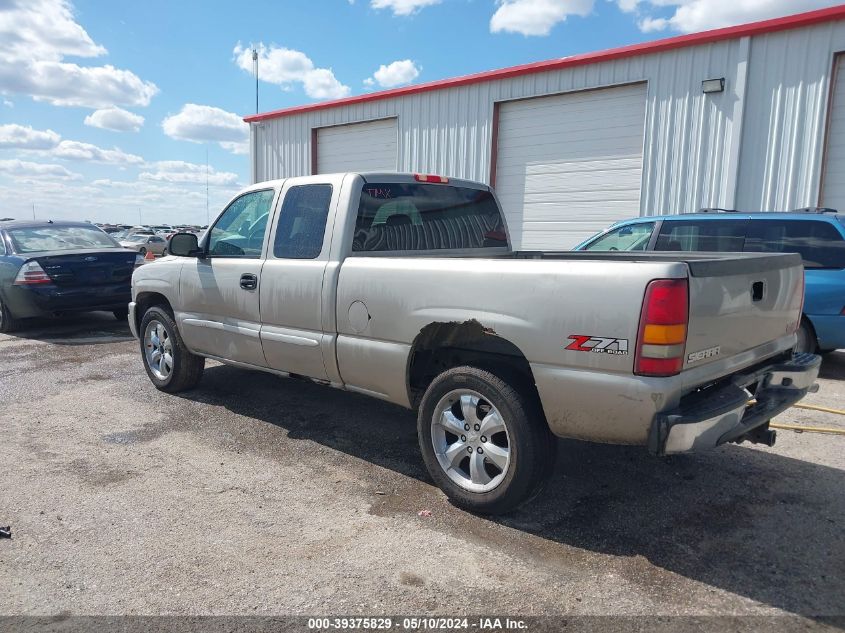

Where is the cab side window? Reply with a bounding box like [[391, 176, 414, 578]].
[[655, 220, 747, 251], [207, 189, 275, 258], [273, 185, 333, 259]]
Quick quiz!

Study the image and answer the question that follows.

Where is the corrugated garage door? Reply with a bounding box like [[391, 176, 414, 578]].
[[822, 55, 845, 211], [494, 83, 647, 250], [316, 118, 397, 174]]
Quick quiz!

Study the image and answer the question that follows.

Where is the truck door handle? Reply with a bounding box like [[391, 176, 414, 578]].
[[240, 273, 258, 290], [752, 281, 764, 302]]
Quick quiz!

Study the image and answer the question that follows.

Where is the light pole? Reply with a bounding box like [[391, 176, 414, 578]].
[[252, 48, 259, 114]]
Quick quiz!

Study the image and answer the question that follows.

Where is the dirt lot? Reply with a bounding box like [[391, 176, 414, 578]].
[[1, 313, 843, 618]]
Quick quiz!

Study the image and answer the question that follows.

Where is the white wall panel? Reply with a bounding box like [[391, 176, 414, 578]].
[[821, 54, 845, 210], [251, 18, 845, 235], [316, 118, 397, 173], [495, 84, 646, 249]]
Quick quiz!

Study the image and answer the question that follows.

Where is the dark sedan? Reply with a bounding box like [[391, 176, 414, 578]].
[[0, 220, 142, 333]]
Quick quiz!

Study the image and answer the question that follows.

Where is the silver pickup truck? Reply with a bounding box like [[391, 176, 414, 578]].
[[129, 172, 820, 514]]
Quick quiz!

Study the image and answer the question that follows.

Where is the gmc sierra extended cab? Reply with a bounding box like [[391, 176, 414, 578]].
[[129, 172, 820, 514]]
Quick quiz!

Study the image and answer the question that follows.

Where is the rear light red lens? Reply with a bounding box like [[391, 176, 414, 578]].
[[413, 173, 449, 184], [637, 356, 684, 376], [13, 261, 52, 285], [635, 279, 689, 377]]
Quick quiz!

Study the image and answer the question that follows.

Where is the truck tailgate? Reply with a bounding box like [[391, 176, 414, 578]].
[[683, 253, 804, 371]]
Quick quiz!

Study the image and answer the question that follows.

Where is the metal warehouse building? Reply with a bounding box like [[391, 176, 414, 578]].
[[246, 5, 845, 249]]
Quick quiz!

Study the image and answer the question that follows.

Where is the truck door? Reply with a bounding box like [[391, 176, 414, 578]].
[[178, 188, 276, 367], [259, 177, 340, 380]]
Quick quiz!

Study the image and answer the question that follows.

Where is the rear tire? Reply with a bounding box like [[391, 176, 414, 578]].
[[417, 366, 554, 515], [140, 305, 204, 393], [139, 247, 147, 255], [0, 294, 19, 333], [795, 319, 818, 355]]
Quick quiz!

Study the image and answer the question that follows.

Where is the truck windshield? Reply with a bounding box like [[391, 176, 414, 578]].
[[582, 222, 655, 251], [352, 183, 507, 252], [9, 225, 119, 253]]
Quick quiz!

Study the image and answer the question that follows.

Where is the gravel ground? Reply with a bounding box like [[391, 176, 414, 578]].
[[0, 313, 843, 618]]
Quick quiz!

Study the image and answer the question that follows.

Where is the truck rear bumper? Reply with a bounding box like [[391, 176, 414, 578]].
[[649, 352, 821, 455]]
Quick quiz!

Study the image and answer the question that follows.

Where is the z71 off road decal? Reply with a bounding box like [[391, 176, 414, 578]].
[[565, 335, 629, 356]]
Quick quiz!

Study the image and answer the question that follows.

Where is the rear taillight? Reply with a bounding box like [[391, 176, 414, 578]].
[[134, 253, 145, 268], [413, 173, 449, 184], [635, 279, 689, 377], [13, 261, 52, 285]]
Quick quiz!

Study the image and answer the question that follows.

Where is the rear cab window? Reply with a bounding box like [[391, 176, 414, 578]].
[[743, 219, 845, 269], [352, 182, 507, 253], [655, 219, 747, 251]]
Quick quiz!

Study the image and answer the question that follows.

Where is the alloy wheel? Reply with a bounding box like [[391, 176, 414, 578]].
[[144, 319, 173, 380], [431, 389, 511, 493]]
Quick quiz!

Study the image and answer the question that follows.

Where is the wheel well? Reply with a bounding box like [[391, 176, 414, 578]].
[[134, 292, 173, 333], [407, 320, 540, 409]]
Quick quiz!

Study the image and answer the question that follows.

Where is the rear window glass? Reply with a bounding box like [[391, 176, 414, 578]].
[[9, 225, 118, 253], [744, 220, 845, 269], [352, 183, 507, 252], [655, 220, 746, 251]]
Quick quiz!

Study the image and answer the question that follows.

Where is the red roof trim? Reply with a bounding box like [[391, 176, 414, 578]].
[[244, 5, 845, 123]]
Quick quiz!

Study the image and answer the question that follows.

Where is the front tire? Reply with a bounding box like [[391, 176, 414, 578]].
[[140, 306, 204, 393], [417, 366, 554, 515]]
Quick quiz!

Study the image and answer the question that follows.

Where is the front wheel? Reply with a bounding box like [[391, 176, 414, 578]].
[[140, 306, 205, 393], [417, 366, 554, 515]]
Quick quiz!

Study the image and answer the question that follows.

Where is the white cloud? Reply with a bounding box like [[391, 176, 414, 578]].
[[625, 0, 841, 33], [370, 0, 441, 16], [365, 59, 420, 88], [233, 43, 350, 100], [84, 107, 144, 132], [0, 158, 80, 180], [490, 0, 594, 36], [51, 140, 144, 165], [0, 0, 158, 108], [161, 103, 249, 155], [140, 160, 240, 187], [0, 123, 61, 150]]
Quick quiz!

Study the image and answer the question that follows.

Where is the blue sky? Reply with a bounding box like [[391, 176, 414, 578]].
[[0, 0, 841, 225]]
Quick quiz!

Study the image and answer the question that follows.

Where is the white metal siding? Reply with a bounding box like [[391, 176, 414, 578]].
[[251, 19, 845, 223], [737, 23, 845, 211], [316, 118, 397, 174], [822, 54, 845, 210], [495, 84, 646, 249]]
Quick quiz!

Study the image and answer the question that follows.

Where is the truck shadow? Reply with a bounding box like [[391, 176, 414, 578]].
[[179, 363, 845, 618]]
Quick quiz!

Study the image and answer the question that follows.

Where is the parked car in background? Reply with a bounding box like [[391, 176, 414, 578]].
[[120, 234, 168, 256], [0, 220, 141, 332], [575, 209, 845, 354], [129, 173, 818, 514]]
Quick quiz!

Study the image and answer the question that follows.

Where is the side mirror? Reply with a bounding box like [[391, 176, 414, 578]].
[[168, 232, 201, 257]]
